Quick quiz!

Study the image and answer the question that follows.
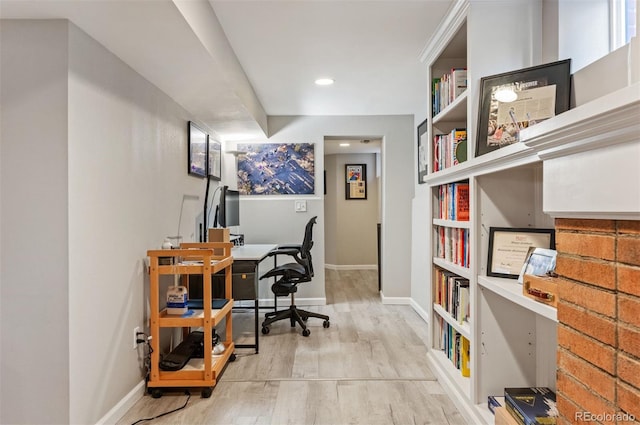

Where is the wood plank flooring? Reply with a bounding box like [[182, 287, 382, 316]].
[[117, 269, 466, 425]]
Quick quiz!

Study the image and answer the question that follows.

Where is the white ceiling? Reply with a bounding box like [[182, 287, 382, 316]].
[[1, 0, 452, 145]]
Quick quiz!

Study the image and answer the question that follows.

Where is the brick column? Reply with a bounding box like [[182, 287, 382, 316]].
[[555, 219, 640, 425]]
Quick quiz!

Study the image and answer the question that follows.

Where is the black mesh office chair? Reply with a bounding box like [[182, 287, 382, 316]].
[[260, 216, 330, 337]]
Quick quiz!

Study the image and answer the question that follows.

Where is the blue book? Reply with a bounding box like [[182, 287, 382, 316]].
[[488, 395, 505, 415], [504, 387, 558, 425]]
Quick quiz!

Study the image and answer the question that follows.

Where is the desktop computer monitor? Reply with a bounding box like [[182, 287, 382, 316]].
[[216, 186, 240, 228]]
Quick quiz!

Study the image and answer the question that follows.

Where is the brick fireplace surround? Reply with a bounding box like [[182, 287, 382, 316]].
[[555, 219, 640, 425]]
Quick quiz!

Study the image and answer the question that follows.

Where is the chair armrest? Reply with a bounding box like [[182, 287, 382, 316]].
[[266, 247, 300, 258], [278, 244, 302, 250]]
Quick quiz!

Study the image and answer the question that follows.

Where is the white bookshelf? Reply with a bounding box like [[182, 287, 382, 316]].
[[433, 303, 471, 340], [433, 218, 470, 229], [433, 257, 472, 280], [477, 276, 557, 322], [418, 1, 554, 423]]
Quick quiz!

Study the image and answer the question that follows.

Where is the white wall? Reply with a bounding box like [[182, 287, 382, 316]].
[[1, 20, 212, 424], [543, 0, 610, 72], [325, 153, 379, 268], [1, 20, 71, 424], [324, 155, 338, 265], [245, 115, 414, 300]]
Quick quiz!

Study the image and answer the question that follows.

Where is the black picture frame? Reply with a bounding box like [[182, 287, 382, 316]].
[[475, 59, 571, 157], [417, 118, 428, 184], [188, 121, 207, 178], [345, 164, 367, 200], [207, 138, 221, 181], [487, 227, 555, 279]]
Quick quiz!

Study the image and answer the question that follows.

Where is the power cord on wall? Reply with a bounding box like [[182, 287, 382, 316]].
[[131, 332, 191, 425]]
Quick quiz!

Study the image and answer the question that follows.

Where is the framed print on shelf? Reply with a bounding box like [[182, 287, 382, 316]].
[[207, 138, 221, 181], [475, 59, 571, 157], [487, 227, 556, 279], [417, 118, 428, 184], [188, 121, 207, 178], [517, 247, 558, 284], [345, 164, 367, 200]]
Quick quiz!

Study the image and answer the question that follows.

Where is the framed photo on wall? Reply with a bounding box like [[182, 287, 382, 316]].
[[475, 59, 571, 157], [207, 138, 221, 181], [188, 121, 207, 178], [417, 118, 428, 183], [345, 164, 367, 200]]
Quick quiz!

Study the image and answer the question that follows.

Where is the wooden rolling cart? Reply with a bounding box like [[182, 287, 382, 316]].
[[146, 242, 235, 398]]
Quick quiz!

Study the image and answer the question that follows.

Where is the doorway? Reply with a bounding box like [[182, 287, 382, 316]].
[[323, 137, 382, 286]]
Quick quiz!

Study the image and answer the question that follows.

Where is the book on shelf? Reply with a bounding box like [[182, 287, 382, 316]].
[[432, 68, 467, 116], [435, 268, 469, 320], [453, 182, 469, 221], [436, 317, 471, 378], [488, 395, 506, 414], [432, 129, 467, 172], [504, 387, 558, 425], [432, 77, 441, 116], [450, 68, 467, 99], [436, 182, 470, 221], [435, 227, 469, 267], [460, 335, 470, 377]]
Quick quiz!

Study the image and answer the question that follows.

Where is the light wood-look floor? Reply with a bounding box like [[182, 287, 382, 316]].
[[118, 269, 466, 425]]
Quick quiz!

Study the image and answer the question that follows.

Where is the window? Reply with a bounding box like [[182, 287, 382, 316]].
[[611, 0, 637, 49]]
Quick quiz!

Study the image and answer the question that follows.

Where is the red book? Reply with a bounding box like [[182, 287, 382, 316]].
[[455, 183, 470, 221]]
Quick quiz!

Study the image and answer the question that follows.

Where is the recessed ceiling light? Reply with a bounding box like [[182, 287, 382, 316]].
[[315, 78, 334, 86], [339, 143, 350, 147]]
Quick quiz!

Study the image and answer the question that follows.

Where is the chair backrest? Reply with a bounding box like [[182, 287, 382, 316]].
[[301, 216, 317, 277]]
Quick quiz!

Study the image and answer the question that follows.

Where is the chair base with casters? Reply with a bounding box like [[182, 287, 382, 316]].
[[261, 290, 329, 337]]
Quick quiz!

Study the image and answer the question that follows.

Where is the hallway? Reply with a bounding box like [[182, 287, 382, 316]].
[[118, 269, 466, 424]]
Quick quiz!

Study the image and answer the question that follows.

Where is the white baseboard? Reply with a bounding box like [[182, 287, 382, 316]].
[[410, 299, 430, 324], [426, 352, 480, 425], [379, 292, 411, 305], [96, 380, 145, 425], [325, 264, 377, 270]]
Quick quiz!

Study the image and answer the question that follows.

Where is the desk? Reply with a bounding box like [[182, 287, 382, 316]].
[[231, 244, 277, 353]]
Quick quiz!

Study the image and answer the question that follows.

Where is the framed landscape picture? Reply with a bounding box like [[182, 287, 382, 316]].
[[207, 138, 221, 181], [188, 121, 207, 178], [236, 143, 315, 195]]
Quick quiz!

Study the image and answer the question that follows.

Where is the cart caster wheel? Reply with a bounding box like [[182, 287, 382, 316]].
[[201, 387, 213, 398], [302, 329, 311, 337], [261, 326, 270, 335], [229, 353, 237, 362], [150, 388, 163, 399], [323, 320, 330, 328]]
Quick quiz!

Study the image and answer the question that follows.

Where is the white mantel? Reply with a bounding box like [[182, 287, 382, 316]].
[[520, 82, 640, 220]]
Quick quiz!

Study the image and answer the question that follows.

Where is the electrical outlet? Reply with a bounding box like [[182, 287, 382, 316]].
[[133, 326, 140, 349], [294, 200, 307, 212]]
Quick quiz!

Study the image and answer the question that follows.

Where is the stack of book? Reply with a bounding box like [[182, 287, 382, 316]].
[[489, 388, 558, 425], [434, 318, 470, 377], [432, 68, 467, 116], [433, 128, 467, 172], [436, 182, 469, 221]]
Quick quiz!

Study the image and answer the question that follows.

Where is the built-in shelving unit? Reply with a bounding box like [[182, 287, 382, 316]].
[[418, 1, 556, 423]]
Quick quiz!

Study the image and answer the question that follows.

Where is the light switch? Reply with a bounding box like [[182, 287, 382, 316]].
[[294, 200, 307, 212]]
